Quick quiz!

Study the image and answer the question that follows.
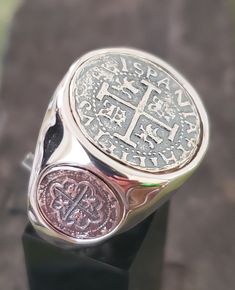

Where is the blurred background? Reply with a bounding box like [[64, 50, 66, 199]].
[[0, 0, 235, 289]]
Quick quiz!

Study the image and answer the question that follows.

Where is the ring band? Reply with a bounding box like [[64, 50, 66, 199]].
[[27, 47, 209, 247]]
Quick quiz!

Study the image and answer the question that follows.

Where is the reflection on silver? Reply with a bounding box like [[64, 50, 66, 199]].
[[27, 48, 209, 248]]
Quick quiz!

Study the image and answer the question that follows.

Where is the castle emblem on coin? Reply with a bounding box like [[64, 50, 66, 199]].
[[37, 167, 122, 239], [71, 52, 201, 172]]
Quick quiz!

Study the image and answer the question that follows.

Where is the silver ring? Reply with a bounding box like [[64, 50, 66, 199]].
[[27, 47, 209, 247]]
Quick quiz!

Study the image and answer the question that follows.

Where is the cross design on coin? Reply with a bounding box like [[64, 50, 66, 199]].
[[96, 79, 179, 148], [72, 53, 201, 172], [52, 181, 101, 223], [37, 168, 122, 239]]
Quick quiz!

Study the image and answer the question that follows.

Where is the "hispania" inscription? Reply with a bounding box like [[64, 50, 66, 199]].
[[71, 52, 201, 172]]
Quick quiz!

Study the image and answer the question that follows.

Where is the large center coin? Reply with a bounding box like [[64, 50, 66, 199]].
[[70, 51, 201, 172]]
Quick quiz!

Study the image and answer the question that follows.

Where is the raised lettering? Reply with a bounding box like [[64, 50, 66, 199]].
[[175, 89, 190, 107], [157, 77, 170, 90]]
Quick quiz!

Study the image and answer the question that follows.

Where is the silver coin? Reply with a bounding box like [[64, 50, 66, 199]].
[[70, 52, 201, 172]]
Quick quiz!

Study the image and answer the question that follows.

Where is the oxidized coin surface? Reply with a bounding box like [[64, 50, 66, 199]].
[[37, 166, 122, 239], [70, 51, 201, 172]]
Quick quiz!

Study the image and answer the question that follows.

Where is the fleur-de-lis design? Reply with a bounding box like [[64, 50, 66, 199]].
[[54, 196, 69, 210]]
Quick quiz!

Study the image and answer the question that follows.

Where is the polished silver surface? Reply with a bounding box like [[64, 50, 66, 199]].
[[71, 53, 201, 172], [27, 48, 209, 247]]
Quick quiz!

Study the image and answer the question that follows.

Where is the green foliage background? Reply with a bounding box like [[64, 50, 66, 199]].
[[0, 0, 21, 61]]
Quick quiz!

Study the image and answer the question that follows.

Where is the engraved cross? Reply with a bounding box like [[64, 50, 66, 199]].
[[53, 183, 99, 221], [96, 80, 179, 147]]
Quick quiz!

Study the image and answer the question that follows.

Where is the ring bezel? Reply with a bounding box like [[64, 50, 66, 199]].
[[62, 47, 209, 187], [27, 47, 209, 247]]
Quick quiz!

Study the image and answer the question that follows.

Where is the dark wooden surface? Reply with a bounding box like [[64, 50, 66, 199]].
[[0, 0, 235, 289]]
